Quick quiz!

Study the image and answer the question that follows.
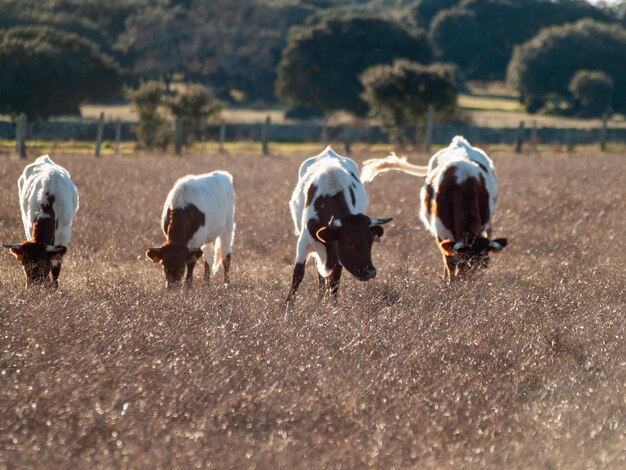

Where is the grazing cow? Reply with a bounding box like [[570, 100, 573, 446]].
[[286, 146, 392, 304], [361, 136, 507, 281], [3, 155, 79, 287], [146, 171, 235, 288]]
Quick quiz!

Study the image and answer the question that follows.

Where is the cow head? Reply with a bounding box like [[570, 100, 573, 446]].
[[146, 242, 203, 288], [3, 242, 66, 287], [439, 235, 507, 279], [315, 215, 392, 281]]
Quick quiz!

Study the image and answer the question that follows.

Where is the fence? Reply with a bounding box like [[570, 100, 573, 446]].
[[1, 115, 624, 156]]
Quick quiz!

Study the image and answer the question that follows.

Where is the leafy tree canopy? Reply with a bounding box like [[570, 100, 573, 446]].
[[276, 16, 432, 116], [430, 0, 613, 80], [0, 25, 122, 119], [507, 20, 626, 114]]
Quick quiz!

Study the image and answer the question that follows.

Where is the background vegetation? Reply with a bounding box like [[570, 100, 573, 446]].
[[0, 0, 625, 122]]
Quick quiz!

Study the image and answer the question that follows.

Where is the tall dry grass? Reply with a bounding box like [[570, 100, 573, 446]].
[[0, 147, 624, 468]]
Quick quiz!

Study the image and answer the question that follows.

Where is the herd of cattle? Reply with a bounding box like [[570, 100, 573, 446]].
[[3, 136, 508, 303]]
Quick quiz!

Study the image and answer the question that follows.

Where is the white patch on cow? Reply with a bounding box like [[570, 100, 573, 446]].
[[289, 146, 367, 277], [161, 171, 235, 272], [17, 155, 79, 246]]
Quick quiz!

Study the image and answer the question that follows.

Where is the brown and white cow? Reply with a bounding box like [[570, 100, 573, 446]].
[[146, 171, 235, 288], [361, 136, 507, 281], [286, 147, 392, 305], [3, 156, 79, 288]]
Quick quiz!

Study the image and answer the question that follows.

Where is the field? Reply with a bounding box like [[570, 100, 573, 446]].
[[1, 146, 625, 468]]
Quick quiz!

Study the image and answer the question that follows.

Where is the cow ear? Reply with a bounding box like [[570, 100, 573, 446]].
[[315, 227, 338, 244], [46, 245, 67, 258], [187, 249, 203, 262], [489, 238, 508, 252], [3, 243, 24, 262], [438, 239, 456, 257], [146, 248, 163, 263], [370, 225, 384, 242]]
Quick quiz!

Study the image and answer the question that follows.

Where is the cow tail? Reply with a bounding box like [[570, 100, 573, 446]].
[[361, 152, 429, 182], [212, 237, 223, 275]]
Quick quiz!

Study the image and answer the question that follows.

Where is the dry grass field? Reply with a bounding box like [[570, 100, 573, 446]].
[[1, 145, 625, 468]]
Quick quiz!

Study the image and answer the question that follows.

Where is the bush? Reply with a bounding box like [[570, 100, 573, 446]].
[[568, 70, 614, 117], [285, 105, 325, 120], [360, 59, 457, 145], [168, 84, 222, 144], [126, 81, 171, 150]]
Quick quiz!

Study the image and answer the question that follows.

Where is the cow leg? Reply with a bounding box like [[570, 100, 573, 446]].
[[285, 237, 309, 306], [318, 273, 327, 298], [328, 265, 342, 298], [203, 260, 211, 285], [286, 262, 305, 305], [222, 253, 231, 284], [185, 260, 197, 288], [443, 255, 457, 283], [51, 259, 62, 288]]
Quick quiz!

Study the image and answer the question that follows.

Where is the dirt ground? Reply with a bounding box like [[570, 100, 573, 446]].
[[1, 145, 624, 468]]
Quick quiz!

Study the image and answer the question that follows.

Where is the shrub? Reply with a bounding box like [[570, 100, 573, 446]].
[[168, 84, 222, 144], [568, 70, 614, 117], [126, 81, 171, 150]]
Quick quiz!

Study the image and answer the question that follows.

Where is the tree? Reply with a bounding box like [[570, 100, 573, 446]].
[[430, 0, 613, 80], [568, 70, 614, 117], [168, 84, 223, 144], [276, 16, 432, 116], [507, 20, 626, 114], [0, 25, 121, 119], [360, 59, 457, 145], [409, 0, 460, 29], [126, 81, 171, 150]]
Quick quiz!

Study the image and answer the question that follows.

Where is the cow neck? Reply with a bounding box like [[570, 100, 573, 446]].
[[165, 204, 205, 246], [32, 195, 55, 245], [314, 191, 351, 226]]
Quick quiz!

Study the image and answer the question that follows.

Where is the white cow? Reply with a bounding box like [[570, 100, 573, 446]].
[[3, 155, 79, 287], [361, 136, 507, 281], [146, 171, 235, 288], [286, 146, 392, 304]]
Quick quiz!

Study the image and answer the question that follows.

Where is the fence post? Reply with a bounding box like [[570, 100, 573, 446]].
[[16, 113, 27, 159], [424, 105, 434, 153], [530, 120, 538, 153], [219, 119, 226, 153], [515, 120, 525, 153], [600, 114, 608, 151], [114, 120, 122, 155], [321, 117, 328, 146], [174, 117, 183, 156], [94, 112, 105, 157], [343, 127, 352, 156], [262, 115, 270, 155], [564, 129, 574, 153]]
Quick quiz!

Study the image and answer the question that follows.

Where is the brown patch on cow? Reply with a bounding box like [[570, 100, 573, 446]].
[[435, 167, 490, 241], [164, 203, 205, 244], [305, 184, 317, 207], [424, 183, 434, 215], [32, 193, 56, 244]]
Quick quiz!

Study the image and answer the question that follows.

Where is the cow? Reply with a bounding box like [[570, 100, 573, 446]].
[[146, 171, 235, 289], [286, 146, 392, 305], [3, 155, 79, 288], [361, 136, 507, 281]]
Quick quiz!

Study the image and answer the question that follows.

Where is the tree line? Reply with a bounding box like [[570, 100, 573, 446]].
[[0, 0, 625, 126]]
